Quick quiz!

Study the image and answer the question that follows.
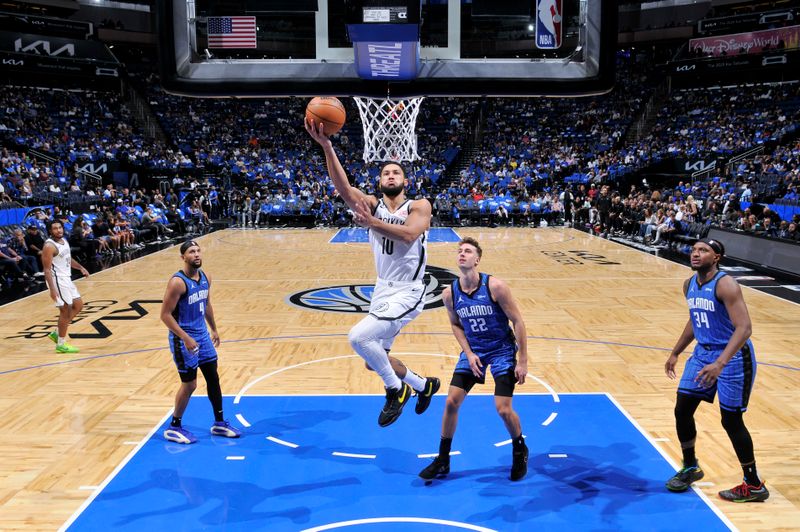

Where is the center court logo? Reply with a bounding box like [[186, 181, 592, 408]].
[[287, 266, 457, 313]]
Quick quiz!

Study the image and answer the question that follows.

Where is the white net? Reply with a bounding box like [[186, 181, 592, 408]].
[[353, 96, 425, 163]]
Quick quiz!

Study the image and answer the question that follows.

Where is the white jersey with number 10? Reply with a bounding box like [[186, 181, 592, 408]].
[[369, 199, 428, 282]]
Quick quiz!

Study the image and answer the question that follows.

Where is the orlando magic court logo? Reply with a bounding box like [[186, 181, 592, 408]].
[[287, 266, 457, 313], [536, 0, 563, 50]]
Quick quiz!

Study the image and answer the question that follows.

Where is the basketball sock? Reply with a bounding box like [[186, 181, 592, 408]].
[[199, 361, 224, 420], [675, 394, 701, 468], [681, 445, 697, 468], [58, 336, 65, 346], [171, 416, 182, 427], [742, 463, 761, 486], [402, 370, 426, 392], [721, 409, 760, 485], [439, 437, 452, 459], [512, 433, 525, 451]]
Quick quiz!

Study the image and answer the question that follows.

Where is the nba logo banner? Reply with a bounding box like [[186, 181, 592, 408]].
[[536, 0, 563, 49]]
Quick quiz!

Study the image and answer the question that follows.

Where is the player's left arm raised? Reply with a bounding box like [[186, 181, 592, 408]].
[[696, 275, 752, 387], [490, 277, 528, 384], [203, 273, 220, 347], [352, 198, 431, 244]]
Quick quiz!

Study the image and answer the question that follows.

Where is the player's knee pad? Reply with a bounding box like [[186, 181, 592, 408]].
[[674, 393, 701, 420], [720, 409, 745, 435]]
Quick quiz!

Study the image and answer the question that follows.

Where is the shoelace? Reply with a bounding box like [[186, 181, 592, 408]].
[[731, 482, 755, 496]]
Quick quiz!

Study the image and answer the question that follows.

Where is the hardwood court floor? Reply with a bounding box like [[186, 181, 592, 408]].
[[0, 228, 798, 530]]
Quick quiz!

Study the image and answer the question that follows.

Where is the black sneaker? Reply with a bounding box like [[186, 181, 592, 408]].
[[419, 455, 450, 480], [718, 481, 769, 503], [510, 442, 529, 481], [415, 377, 441, 415], [378, 382, 412, 427], [666, 464, 704, 492]]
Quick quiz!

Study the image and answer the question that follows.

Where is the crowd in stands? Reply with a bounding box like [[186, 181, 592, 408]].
[[565, 165, 800, 247], [0, 87, 188, 171], [0, 175, 213, 293], [440, 52, 660, 204], [2, 49, 799, 297]]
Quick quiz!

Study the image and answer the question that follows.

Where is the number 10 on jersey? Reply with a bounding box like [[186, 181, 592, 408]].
[[381, 237, 394, 255]]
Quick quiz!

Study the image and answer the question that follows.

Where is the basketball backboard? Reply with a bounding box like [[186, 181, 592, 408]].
[[157, 0, 616, 98]]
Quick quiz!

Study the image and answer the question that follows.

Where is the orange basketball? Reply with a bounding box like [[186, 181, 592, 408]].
[[306, 96, 346, 136]]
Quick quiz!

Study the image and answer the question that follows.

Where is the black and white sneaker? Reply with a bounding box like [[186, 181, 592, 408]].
[[415, 377, 441, 415], [378, 382, 412, 427], [419, 455, 450, 480], [666, 464, 704, 492]]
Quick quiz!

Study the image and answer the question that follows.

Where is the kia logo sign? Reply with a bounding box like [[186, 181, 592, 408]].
[[675, 64, 696, 72], [14, 38, 75, 57], [685, 160, 715, 172]]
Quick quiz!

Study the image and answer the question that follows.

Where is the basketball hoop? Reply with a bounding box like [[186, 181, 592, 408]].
[[353, 96, 424, 163]]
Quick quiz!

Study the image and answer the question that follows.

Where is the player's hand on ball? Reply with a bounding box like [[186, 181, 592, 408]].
[[304, 117, 330, 146]]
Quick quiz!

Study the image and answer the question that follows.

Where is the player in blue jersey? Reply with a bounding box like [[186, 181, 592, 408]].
[[160, 240, 241, 444], [419, 237, 529, 481], [665, 238, 768, 502]]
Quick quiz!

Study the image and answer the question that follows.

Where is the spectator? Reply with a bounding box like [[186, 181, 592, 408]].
[[165, 204, 187, 234], [141, 206, 173, 240], [92, 215, 120, 254], [494, 204, 509, 226], [0, 239, 32, 282], [758, 217, 778, 238], [24, 224, 46, 265], [8, 229, 43, 277], [785, 221, 799, 241], [70, 216, 101, 257]]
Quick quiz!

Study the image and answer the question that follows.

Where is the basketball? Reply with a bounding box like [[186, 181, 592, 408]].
[[306, 96, 346, 136]]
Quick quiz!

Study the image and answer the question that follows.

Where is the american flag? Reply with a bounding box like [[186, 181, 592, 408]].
[[207, 16, 257, 49]]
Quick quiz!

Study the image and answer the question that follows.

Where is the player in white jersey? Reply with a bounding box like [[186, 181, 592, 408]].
[[306, 118, 440, 427], [42, 220, 90, 354]]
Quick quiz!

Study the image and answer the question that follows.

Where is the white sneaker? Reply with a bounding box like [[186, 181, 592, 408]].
[[164, 426, 197, 444], [210, 421, 242, 438]]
